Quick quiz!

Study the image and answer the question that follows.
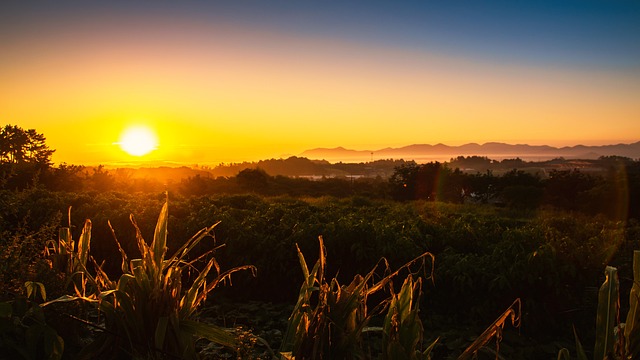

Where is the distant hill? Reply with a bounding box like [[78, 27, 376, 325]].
[[106, 157, 410, 181], [300, 141, 640, 162]]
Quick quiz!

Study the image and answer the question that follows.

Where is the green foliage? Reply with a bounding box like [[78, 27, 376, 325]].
[[1, 186, 639, 357], [0, 282, 64, 360]]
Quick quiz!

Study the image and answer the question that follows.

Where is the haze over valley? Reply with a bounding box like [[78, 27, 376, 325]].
[[300, 141, 640, 164]]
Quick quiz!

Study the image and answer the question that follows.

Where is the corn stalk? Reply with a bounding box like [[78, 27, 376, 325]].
[[45, 208, 92, 297], [45, 198, 255, 359], [280, 236, 434, 359], [558, 260, 634, 360]]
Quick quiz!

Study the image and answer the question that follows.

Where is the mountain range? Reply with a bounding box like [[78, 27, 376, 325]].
[[300, 141, 640, 163]]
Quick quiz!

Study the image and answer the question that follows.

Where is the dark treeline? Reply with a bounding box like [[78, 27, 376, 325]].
[[4, 158, 639, 221], [201, 156, 406, 178], [2, 124, 639, 220], [390, 157, 640, 220]]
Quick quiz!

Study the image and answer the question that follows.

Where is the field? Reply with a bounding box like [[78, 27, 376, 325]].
[[2, 185, 639, 359]]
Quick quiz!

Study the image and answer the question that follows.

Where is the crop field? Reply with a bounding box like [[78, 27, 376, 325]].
[[1, 186, 639, 359]]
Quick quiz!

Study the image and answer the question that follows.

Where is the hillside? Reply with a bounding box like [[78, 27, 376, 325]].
[[301, 141, 640, 163]]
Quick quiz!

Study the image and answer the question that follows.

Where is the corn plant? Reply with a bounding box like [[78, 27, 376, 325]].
[[279, 236, 434, 360], [558, 250, 640, 360], [382, 274, 438, 360], [44, 207, 92, 296], [46, 198, 255, 359]]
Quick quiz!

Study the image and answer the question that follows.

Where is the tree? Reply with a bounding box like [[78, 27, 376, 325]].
[[544, 169, 596, 211], [236, 168, 270, 193], [0, 124, 54, 166], [389, 162, 419, 201], [1, 125, 55, 189]]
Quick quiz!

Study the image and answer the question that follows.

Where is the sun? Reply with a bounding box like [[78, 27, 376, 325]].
[[118, 125, 158, 156]]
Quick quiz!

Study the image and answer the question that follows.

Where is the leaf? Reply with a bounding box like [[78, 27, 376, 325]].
[[155, 316, 169, 353], [594, 266, 619, 360], [556, 348, 571, 360], [41, 294, 96, 307], [43, 326, 64, 360], [574, 326, 588, 360], [76, 220, 92, 270], [180, 319, 237, 348], [457, 299, 521, 360], [180, 260, 213, 318], [108, 220, 130, 275], [25, 281, 46, 301], [59, 227, 72, 255], [172, 223, 219, 264], [152, 201, 169, 269], [423, 337, 439, 360]]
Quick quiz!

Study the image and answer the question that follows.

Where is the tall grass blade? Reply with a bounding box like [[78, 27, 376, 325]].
[[155, 316, 169, 353], [594, 266, 619, 360]]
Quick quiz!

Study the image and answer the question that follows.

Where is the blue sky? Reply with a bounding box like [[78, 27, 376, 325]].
[[3, 1, 639, 69]]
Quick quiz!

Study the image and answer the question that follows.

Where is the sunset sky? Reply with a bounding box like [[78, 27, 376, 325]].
[[1, 1, 639, 165]]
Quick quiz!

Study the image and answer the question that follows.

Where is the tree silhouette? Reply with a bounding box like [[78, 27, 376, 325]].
[[237, 168, 270, 193], [0, 124, 54, 165], [1, 124, 55, 189]]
